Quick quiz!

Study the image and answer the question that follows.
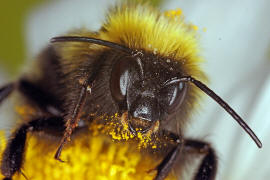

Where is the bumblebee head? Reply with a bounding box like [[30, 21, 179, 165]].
[[51, 36, 262, 148], [110, 52, 188, 135]]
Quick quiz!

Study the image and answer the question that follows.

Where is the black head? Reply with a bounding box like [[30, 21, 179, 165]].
[[110, 52, 187, 134]]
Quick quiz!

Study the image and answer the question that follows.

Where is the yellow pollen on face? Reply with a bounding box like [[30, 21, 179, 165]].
[[88, 114, 163, 150]]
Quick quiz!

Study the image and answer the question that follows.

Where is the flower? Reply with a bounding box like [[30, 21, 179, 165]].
[[0, 130, 176, 180]]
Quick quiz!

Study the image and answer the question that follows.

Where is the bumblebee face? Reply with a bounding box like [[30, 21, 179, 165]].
[[110, 52, 188, 134]]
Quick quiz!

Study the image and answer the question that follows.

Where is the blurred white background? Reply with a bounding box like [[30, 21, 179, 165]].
[[1, 0, 270, 179]]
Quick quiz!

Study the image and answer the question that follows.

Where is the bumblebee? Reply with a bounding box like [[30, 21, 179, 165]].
[[0, 2, 261, 180]]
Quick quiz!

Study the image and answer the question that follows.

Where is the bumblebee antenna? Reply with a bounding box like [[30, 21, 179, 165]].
[[179, 76, 262, 148], [50, 36, 132, 54]]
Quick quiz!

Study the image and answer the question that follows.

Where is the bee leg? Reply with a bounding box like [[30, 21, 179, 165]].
[[184, 139, 217, 180], [54, 85, 87, 162], [1, 116, 65, 179], [18, 79, 62, 116], [0, 83, 15, 104], [0, 80, 62, 116], [154, 137, 183, 180], [54, 53, 108, 161]]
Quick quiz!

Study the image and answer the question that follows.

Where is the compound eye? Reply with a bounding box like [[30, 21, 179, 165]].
[[110, 56, 136, 102], [160, 82, 187, 113]]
